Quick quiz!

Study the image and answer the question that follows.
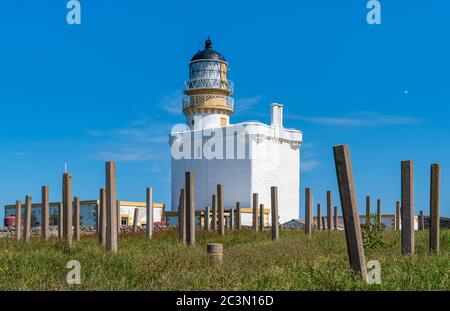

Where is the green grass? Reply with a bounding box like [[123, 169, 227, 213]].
[[0, 229, 449, 290]]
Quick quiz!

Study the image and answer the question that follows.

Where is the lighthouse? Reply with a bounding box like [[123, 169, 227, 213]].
[[170, 39, 303, 225]]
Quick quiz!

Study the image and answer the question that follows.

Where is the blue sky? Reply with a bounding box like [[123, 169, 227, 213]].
[[1, 0, 449, 222]]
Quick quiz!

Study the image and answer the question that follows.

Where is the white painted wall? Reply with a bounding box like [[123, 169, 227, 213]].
[[187, 112, 229, 131]]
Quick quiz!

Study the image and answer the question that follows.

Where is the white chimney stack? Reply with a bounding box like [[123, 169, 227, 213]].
[[271, 103, 284, 128]]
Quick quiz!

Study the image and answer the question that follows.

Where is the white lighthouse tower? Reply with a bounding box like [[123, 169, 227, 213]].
[[170, 39, 303, 225]]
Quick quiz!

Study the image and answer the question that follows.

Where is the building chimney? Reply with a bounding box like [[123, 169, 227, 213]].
[[271, 103, 284, 128]]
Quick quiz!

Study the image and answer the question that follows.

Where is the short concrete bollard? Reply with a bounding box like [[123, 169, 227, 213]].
[[15, 200, 22, 241], [429, 163, 440, 254], [401, 160, 415, 255], [305, 188, 312, 236], [106, 161, 118, 253], [333, 144, 367, 280], [41, 186, 50, 240], [133, 208, 139, 233], [74, 196, 81, 242], [217, 184, 225, 236], [146, 187, 153, 239], [271, 186, 279, 241], [327, 191, 332, 230], [207, 243, 223, 265], [24, 195, 32, 242]]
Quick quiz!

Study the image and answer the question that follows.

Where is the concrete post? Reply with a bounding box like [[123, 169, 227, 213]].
[[252, 193, 259, 231], [205, 206, 211, 231], [430, 163, 440, 254], [377, 199, 382, 229], [186, 172, 196, 245], [395, 201, 400, 231], [74, 196, 81, 242], [271, 186, 279, 241], [211, 194, 217, 232], [58, 202, 63, 238], [259, 204, 264, 231], [133, 208, 139, 233], [99, 188, 106, 246], [419, 211, 424, 231], [229, 208, 234, 232], [366, 196, 371, 225], [327, 191, 332, 230], [179, 189, 186, 243], [207, 243, 223, 265], [333, 144, 367, 280], [41, 186, 49, 240], [146, 187, 153, 239], [316, 204, 322, 230], [401, 160, 415, 255], [235, 202, 241, 230], [62, 173, 73, 248], [305, 188, 312, 236], [106, 161, 118, 252], [217, 184, 225, 236], [24, 195, 32, 242], [334, 206, 338, 230], [15, 200, 22, 241]]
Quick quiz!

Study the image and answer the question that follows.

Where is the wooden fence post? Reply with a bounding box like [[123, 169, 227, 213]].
[[395, 201, 400, 231], [229, 208, 234, 231], [186, 172, 196, 245], [41, 186, 49, 240], [205, 206, 211, 231], [15, 200, 22, 241], [179, 189, 186, 243], [305, 188, 312, 236], [117, 200, 121, 237], [366, 196, 371, 225], [235, 202, 241, 230], [99, 188, 107, 246], [74, 196, 81, 242], [430, 163, 440, 254], [63, 173, 73, 248], [271, 186, 279, 241], [252, 193, 259, 231], [24, 195, 32, 242], [419, 211, 424, 231], [322, 217, 326, 230], [377, 199, 382, 229], [211, 194, 217, 231], [401, 160, 415, 255], [327, 191, 332, 230], [106, 161, 118, 253], [58, 202, 63, 238], [217, 184, 225, 236], [146, 187, 153, 239], [316, 204, 322, 230], [334, 206, 338, 230], [333, 144, 367, 279], [133, 208, 139, 233], [259, 204, 265, 231]]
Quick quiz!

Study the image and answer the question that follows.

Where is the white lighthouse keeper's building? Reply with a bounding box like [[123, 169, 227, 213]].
[[169, 39, 302, 225]]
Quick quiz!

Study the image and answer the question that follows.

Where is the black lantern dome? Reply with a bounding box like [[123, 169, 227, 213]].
[[191, 38, 226, 62]]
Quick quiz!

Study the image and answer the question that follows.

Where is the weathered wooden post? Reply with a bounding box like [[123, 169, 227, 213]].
[[106, 161, 118, 253], [327, 191, 332, 230], [63, 173, 73, 247], [205, 206, 211, 231], [186, 172, 196, 245], [395, 201, 400, 231], [377, 199, 382, 229], [271, 186, 279, 241], [333, 144, 367, 279], [217, 184, 225, 236], [401, 160, 415, 255], [207, 243, 223, 265], [74, 196, 81, 242], [133, 208, 139, 233], [252, 193, 259, 231], [316, 204, 322, 230], [419, 211, 424, 231], [430, 163, 440, 254], [99, 188, 106, 246], [24, 195, 32, 242], [365, 196, 371, 225], [235, 202, 241, 230], [305, 188, 312, 236], [41, 186, 49, 240], [15, 200, 22, 241], [229, 208, 234, 232], [117, 200, 121, 237], [58, 202, 63, 238], [146, 187, 153, 239], [259, 204, 265, 231], [334, 206, 338, 230], [179, 189, 186, 243], [321, 216, 326, 230], [211, 194, 217, 231]]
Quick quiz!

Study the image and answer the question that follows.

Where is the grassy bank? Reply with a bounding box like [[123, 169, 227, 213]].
[[0, 229, 449, 290]]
